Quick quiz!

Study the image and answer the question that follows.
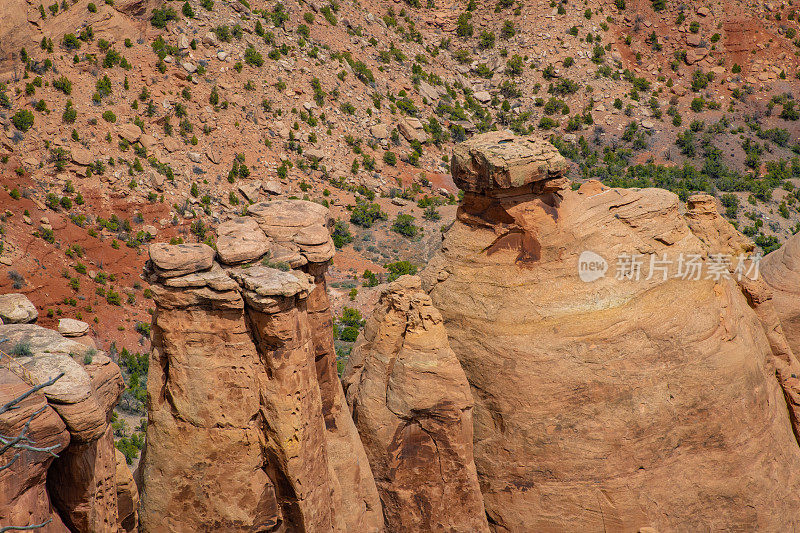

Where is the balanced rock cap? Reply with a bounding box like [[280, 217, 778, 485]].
[[149, 243, 215, 278], [215, 217, 272, 265], [451, 131, 569, 193], [248, 199, 335, 264]]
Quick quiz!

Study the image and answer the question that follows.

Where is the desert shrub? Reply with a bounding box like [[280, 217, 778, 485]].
[[150, 6, 177, 28], [391, 213, 420, 238], [244, 46, 263, 67], [350, 199, 387, 227], [11, 110, 34, 131], [53, 76, 72, 95], [332, 220, 353, 248], [182, 1, 194, 18], [62, 33, 81, 50], [384, 261, 417, 282], [383, 151, 397, 166], [10, 341, 33, 357]]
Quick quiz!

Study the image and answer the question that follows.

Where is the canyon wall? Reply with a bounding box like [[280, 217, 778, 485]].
[[763, 232, 800, 357], [138, 200, 382, 532]]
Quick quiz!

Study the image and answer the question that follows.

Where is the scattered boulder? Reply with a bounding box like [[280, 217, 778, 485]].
[[473, 90, 492, 103], [163, 137, 180, 152], [262, 179, 283, 195], [237, 181, 261, 204], [71, 148, 93, 166], [0, 293, 37, 324], [57, 318, 89, 338], [369, 123, 388, 139], [117, 123, 141, 143], [397, 119, 426, 144]]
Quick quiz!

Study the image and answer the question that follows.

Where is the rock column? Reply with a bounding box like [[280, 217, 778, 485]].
[[343, 275, 489, 532], [139, 200, 382, 532], [421, 131, 800, 531]]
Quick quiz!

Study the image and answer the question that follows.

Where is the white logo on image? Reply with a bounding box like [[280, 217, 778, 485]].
[[578, 251, 608, 282]]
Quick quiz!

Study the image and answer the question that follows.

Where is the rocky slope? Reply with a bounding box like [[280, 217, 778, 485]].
[[2, 0, 800, 360], [420, 132, 800, 531]]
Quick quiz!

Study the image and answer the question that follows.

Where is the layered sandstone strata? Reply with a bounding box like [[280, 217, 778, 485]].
[[343, 275, 489, 532], [138, 200, 382, 532], [420, 132, 800, 531], [0, 324, 128, 532]]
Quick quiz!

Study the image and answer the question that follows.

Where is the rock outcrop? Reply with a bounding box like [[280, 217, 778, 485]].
[[343, 275, 489, 532], [0, 367, 69, 533], [763, 232, 800, 356], [139, 200, 382, 532], [420, 132, 800, 531], [0, 323, 129, 532]]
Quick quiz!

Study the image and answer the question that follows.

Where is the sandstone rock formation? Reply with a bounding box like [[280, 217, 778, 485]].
[[343, 275, 489, 532], [0, 293, 38, 324], [0, 323, 129, 532], [115, 448, 139, 532], [685, 195, 800, 445], [451, 130, 570, 193], [419, 132, 800, 531], [139, 200, 382, 532], [57, 318, 90, 338], [0, 367, 69, 533], [763, 232, 800, 357]]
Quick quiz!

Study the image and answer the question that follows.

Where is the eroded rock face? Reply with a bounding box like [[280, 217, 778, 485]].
[[0, 323, 128, 532], [0, 368, 69, 533], [115, 449, 139, 532], [343, 275, 489, 533], [763, 233, 800, 357], [420, 133, 800, 531], [139, 200, 382, 532]]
